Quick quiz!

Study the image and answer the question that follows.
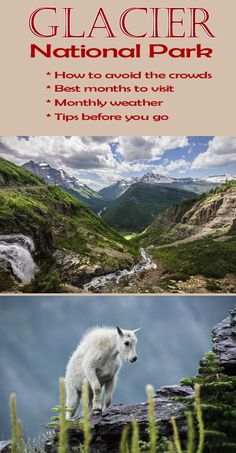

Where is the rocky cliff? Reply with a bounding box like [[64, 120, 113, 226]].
[[43, 304, 236, 453], [143, 184, 236, 244]]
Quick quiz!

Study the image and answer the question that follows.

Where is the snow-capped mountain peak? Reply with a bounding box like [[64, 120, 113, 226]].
[[140, 172, 174, 184], [21, 161, 100, 200], [201, 174, 236, 184], [38, 161, 50, 168]]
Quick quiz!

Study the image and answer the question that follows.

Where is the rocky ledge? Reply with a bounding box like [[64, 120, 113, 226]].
[[45, 386, 193, 453], [43, 304, 236, 453], [211, 304, 236, 374]]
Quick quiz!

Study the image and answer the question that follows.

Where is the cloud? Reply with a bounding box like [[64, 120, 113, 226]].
[[191, 136, 236, 169], [115, 136, 189, 162], [0, 136, 189, 178], [165, 159, 190, 173], [0, 136, 116, 170]]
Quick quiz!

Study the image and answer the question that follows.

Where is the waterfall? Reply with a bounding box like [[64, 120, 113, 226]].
[[0, 234, 37, 284]]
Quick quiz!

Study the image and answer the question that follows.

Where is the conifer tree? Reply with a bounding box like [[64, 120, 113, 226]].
[[181, 351, 236, 453]]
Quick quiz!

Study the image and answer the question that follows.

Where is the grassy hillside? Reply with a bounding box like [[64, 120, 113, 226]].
[[152, 236, 236, 283], [102, 183, 196, 233], [0, 157, 44, 187], [65, 186, 105, 212], [0, 184, 136, 255]]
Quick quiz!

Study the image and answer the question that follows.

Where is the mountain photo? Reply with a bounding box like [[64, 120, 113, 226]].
[[0, 135, 235, 294]]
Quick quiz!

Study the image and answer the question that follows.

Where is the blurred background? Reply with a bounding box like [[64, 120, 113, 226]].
[[0, 295, 234, 440]]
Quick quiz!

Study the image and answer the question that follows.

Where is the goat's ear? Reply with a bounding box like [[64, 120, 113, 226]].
[[116, 326, 124, 337], [133, 327, 143, 334]]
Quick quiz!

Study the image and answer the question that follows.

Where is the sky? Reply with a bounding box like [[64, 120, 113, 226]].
[[0, 295, 234, 438], [0, 135, 236, 190]]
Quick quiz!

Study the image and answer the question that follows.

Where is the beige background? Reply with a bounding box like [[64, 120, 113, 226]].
[[1, 0, 235, 135]]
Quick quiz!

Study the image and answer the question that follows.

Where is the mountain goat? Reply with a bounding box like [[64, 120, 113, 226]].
[[65, 326, 141, 418]]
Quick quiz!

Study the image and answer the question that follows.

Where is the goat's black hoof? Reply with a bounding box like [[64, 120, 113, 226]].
[[92, 408, 102, 416]]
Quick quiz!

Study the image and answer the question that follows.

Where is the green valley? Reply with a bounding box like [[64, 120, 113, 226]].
[[102, 182, 196, 233]]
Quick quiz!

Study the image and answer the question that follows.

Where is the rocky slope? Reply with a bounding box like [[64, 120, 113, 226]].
[[141, 182, 236, 245], [43, 305, 236, 453]]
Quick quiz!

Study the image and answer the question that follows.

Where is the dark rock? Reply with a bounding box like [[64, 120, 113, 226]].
[[211, 304, 236, 375], [45, 385, 193, 453]]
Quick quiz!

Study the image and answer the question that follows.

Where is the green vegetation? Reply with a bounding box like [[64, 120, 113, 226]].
[[10, 394, 24, 453], [131, 419, 140, 453], [146, 385, 158, 453], [80, 381, 91, 453], [181, 352, 236, 453], [120, 384, 205, 453], [102, 183, 196, 233], [0, 157, 44, 187], [151, 236, 236, 281], [23, 265, 65, 293], [10, 394, 18, 453], [0, 185, 136, 256], [58, 378, 68, 453], [0, 268, 17, 292]]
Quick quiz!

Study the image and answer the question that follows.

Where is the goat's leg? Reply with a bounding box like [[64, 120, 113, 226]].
[[103, 378, 115, 411], [86, 370, 102, 415], [88, 386, 93, 414], [65, 386, 81, 419]]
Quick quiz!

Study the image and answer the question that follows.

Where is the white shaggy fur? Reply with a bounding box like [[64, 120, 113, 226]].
[[65, 326, 141, 418]]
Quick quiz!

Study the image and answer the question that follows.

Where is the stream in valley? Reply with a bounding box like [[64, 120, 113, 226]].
[[83, 248, 157, 292]]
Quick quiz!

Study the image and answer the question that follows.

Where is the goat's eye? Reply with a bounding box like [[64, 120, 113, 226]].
[[124, 341, 130, 346]]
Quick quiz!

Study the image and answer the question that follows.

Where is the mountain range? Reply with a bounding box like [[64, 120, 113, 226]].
[[22, 161, 236, 204], [99, 172, 236, 200]]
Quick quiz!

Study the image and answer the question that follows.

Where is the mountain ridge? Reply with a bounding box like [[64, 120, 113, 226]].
[[22, 160, 105, 211], [99, 172, 236, 200]]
